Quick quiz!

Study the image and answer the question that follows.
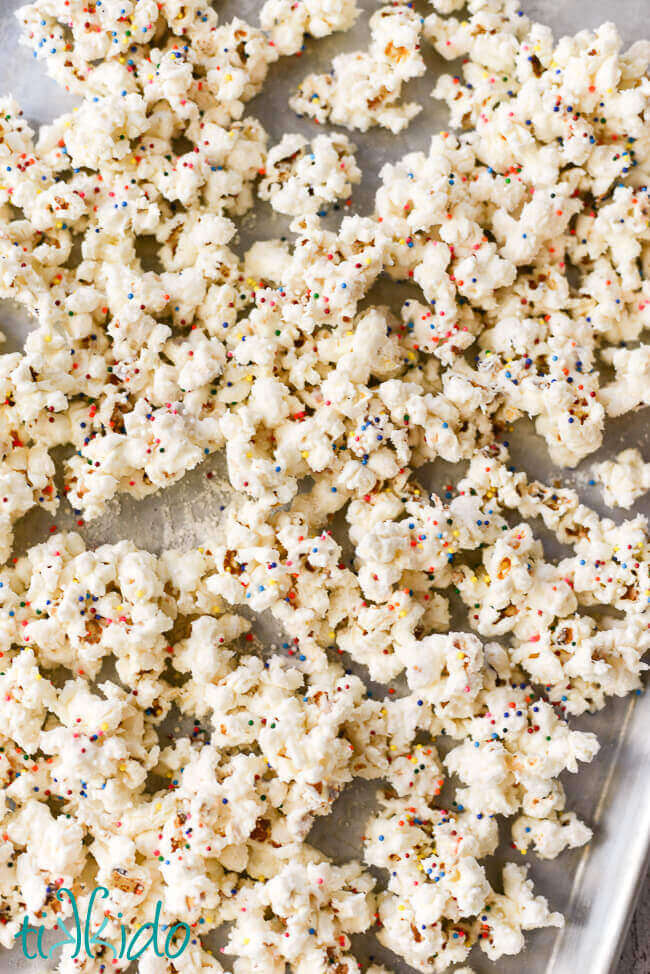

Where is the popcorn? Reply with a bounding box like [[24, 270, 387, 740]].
[[512, 810, 593, 860], [364, 792, 562, 971], [0, 0, 647, 971], [259, 133, 361, 216], [290, 4, 426, 132], [260, 0, 360, 56], [594, 448, 650, 509], [444, 686, 600, 819], [222, 850, 376, 972], [480, 863, 563, 962]]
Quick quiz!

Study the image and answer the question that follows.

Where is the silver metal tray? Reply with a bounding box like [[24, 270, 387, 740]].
[[0, 0, 647, 971]]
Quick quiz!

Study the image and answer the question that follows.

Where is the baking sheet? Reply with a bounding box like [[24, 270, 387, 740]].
[[0, 0, 648, 972]]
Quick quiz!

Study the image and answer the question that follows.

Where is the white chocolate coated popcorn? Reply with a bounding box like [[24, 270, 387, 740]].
[[260, 0, 359, 56], [259, 133, 361, 216], [0, 0, 646, 972], [594, 447, 650, 509], [290, 4, 426, 132]]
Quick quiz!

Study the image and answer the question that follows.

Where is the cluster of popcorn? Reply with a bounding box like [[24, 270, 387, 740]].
[[290, 4, 426, 132], [594, 448, 650, 509], [365, 793, 563, 971], [0, 0, 647, 971], [259, 132, 361, 216]]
